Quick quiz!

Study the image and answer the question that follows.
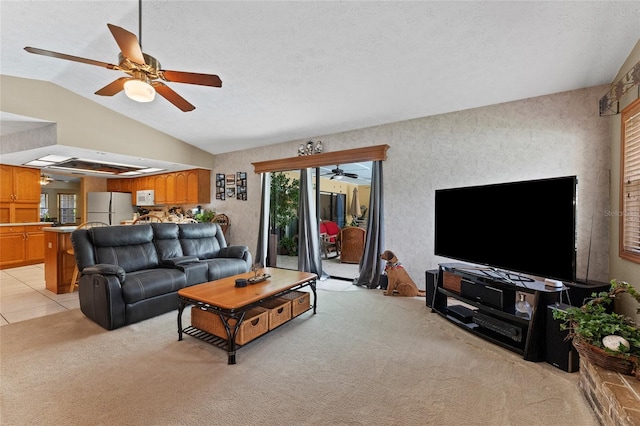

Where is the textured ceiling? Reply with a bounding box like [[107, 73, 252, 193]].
[[1, 1, 639, 159]]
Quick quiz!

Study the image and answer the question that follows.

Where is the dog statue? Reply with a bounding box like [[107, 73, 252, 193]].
[[380, 250, 425, 297]]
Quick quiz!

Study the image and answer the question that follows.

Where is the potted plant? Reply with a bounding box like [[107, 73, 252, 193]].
[[194, 209, 216, 223], [553, 279, 640, 378]]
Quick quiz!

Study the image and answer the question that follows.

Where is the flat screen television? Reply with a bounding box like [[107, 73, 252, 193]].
[[434, 176, 577, 282]]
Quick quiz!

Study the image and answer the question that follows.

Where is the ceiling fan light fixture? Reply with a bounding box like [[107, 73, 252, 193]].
[[40, 174, 52, 185], [124, 78, 155, 102]]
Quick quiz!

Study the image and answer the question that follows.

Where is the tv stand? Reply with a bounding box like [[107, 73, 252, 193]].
[[432, 263, 564, 361]]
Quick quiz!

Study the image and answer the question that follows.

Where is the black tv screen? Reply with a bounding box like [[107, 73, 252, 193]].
[[434, 176, 577, 282]]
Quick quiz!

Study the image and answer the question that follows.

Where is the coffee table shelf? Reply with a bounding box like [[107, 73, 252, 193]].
[[177, 268, 317, 364]]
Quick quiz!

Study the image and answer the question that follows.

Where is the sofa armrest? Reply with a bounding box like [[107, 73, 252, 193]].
[[82, 264, 126, 284], [218, 245, 249, 259], [161, 256, 200, 267]]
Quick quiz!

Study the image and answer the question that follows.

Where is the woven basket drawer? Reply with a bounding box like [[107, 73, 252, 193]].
[[280, 291, 311, 317], [260, 298, 292, 330], [191, 307, 269, 345], [443, 271, 462, 294]]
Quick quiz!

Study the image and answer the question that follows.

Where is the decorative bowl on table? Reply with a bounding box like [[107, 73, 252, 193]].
[[248, 274, 271, 284]]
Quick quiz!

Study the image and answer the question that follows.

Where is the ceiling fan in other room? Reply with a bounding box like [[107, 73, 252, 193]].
[[23, 1, 221, 112], [322, 165, 359, 180]]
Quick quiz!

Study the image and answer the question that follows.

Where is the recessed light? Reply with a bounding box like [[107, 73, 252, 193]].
[[24, 160, 55, 167], [38, 155, 72, 162]]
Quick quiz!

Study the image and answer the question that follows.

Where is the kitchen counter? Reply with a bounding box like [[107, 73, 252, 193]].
[[0, 222, 50, 227], [43, 226, 77, 233]]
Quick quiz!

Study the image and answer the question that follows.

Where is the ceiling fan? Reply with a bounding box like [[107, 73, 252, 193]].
[[23, 1, 221, 112], [323, 165, 359, 180]]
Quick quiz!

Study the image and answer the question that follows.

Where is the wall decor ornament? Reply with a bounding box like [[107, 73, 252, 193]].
[[297, 140, 323, 156], [599, 59, 640, 116]]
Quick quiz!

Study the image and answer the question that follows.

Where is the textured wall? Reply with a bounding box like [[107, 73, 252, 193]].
[[212, 85, 610, 285]]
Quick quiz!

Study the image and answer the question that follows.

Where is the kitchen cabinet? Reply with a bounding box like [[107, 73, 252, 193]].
[[0, 165, 40, 223], [165, 173, 176, 204], [0, 165, 40, 203], [175, 169, 210, 204], [153, 174, 167, 204], [0, 224, 51, 269], [106, 178, 133, 193], [105, 169, 210, 206], [0, 202, 39, 223]]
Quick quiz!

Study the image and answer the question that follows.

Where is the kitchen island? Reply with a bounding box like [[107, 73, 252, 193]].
[[44, 226, 77, 294]]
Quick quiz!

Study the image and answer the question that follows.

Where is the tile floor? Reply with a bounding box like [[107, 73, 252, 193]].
[[0, 263, 363, 327], [0, 264, 79, 326]]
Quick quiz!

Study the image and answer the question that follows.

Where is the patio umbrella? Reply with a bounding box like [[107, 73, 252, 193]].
[[349, 187, 361, 221]]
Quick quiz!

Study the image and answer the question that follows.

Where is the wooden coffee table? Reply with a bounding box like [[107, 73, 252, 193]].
[[177, 267, 317, 364]]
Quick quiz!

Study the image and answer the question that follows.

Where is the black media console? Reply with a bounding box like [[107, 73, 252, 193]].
[[432, 263, 565, 362]]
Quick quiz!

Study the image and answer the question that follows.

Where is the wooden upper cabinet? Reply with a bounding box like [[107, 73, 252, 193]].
[[108, 169, 210, 206], [0, 165, 14, 203], [174, 169, 210, 204], [14, 167, 41, 203], [0, 165, 40, 203], [107, 178, 133, 193], [153, 174, 167, 205], [165, 173, 176, 204], [186, 169, 210, 204], [174, 171, 188, 204]]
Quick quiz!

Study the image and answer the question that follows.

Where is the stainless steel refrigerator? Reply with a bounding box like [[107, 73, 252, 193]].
[[86, 192, 135, 225]]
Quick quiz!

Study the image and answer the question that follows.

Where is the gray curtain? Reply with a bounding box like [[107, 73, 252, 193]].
[[254, 172, 271, 267], [297, 168, 324, 277], [357, 161, 385, 288]]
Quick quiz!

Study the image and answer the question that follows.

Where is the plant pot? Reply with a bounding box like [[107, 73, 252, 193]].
[[573, 337, 639, 378]]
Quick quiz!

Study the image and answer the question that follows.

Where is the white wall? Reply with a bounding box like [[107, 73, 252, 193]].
[[211, 85, 610, 288], [0, 75, 216, 169]]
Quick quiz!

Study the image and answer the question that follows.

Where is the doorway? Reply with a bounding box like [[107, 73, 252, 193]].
[[253, 144, 388, 285], [268, 162, 371, 281]]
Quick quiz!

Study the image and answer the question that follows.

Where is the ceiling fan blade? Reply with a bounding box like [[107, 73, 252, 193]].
[[345, 173, 359, 179], [24, 47, 117, 69], [95, 77, 129, 96], [152, 82, 195, 112], [107, 24, 146, 64], [161, 70, 222, 87]]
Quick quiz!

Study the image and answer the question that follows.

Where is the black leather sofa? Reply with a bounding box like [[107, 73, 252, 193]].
[[71, 222, 252, 330]]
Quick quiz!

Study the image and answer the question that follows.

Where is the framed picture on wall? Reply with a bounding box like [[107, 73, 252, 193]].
[[216, 173, 225, 200], [226, 174, 235, 186], [236, 171, 247, 201]]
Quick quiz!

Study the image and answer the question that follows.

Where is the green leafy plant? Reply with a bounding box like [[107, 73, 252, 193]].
[[554, 280, 640, 358], [194, 209, 216, 223], [270, 172, 299, 232], [279, 236, 297, 256]]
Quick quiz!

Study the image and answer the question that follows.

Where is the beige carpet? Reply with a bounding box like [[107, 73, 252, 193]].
[[1, 285, 597, 425]]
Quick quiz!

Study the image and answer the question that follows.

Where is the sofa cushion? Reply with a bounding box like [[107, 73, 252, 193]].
[[90, 225, 160, 273], [204, 258, 253, 281], [218, 246, 249, 259], [179, 223, 223, 259], [320, 221, 340, 243], [151, 223, 184, 261], [121, 268, 187, 304]]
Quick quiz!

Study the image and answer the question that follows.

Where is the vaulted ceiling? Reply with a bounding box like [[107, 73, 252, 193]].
[[1, 1, 639, 160]]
